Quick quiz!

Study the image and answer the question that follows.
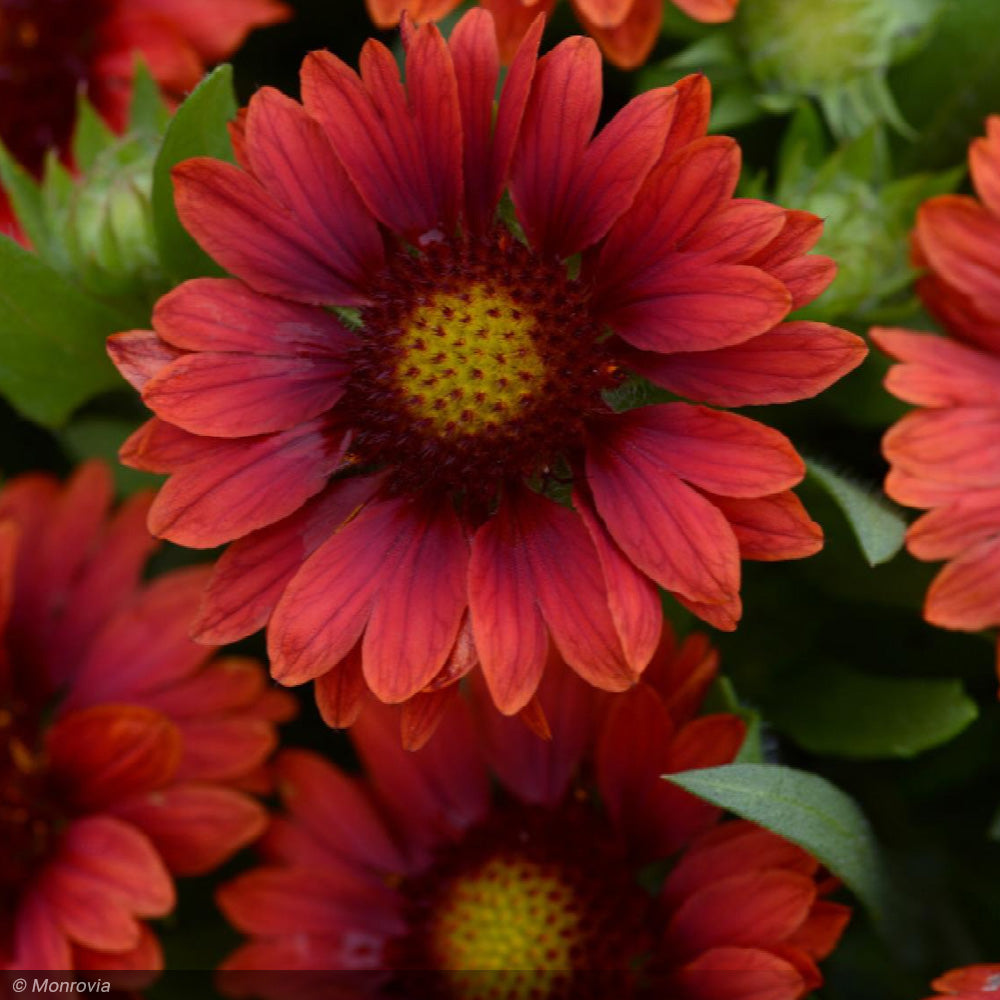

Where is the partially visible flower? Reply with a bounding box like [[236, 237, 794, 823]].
[[109, 13, 864, 729], [0, 0, 290, 237], [875, 118, 1000, 651], [218, 626, 849, 996], [924, 965, 1000, 999], [365, 0, 739, 69], [0, 461, 294, 971]]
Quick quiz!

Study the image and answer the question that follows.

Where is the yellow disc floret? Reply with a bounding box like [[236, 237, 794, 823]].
[[395, 284, 546, 438], [428, 853, 582, 975]]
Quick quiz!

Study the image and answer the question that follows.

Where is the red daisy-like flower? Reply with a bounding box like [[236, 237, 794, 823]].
[[0, 0, 289, 237], [108, 11, 865, 726], [218, 626, 850, 996], [924, 965, 1000, 999], [875, 118, 1000, 654], [0, 461, 294, 971], [365, 0, 739, 70]]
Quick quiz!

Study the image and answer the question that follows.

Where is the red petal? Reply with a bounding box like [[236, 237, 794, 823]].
[[660, 73, 712, 160], [883, 407, 1000, 489], [596, 137, 741, 296], [705, 490, 823, 562], [314, 642, 369, 729], [301, 45, 437, 239], [680, 199, 788, 263], [400, 685, 460, 752], [916, 195, 1000, 314], [575, 486, 663, 672], [640, 321, 867, 406], [107, 330, 184, 392], [114, 784, 266, 875], [275, 749, 406, 873], [925, 535, 1000, 630], [468, 497, 549, 715], [510, 36, 602, 258], [874, 326, 1000, 407], [119, 417, 202, 474], [405, 22, 463, 234], [11, 891, 71, 970], [541, 84, 678, 256], [906, 490, 1000, 560], [587, 419, 741, 605], [48, 706, 182, 811], [665, 870, 818, 958], [194, 477, 378, 644], [600, 258, 791, 354], [971, 118, 1000, 217], [0, 520, 18, 638], [575, 0, 662, 70], [451, 9, 500, 234], [244, 86, 384, 283], [154, 277, 356, 356], [361, 499, 469, 703], [480, 1, 552, 62], [573, 0, 630, 27], [173, 159, 373, 305], [670, 947, 806, 1000], [143, 352, 349, 438], [149, 418, 348, 547]]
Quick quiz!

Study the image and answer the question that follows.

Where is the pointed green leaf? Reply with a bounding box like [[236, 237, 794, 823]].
[[129, 58, 172, 134], [72, 97, 117, 172], [764, 664, 978, 759], [152, 64, 237, 282], [666, 764, 893, 928], [0, 141, 49, 253], [806, 457, 907, 566], [0, 239, 129, 426]]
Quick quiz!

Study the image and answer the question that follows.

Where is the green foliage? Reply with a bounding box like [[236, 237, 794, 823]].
[[806, 459, 907, 566], [666, 764, 895, 929], [763, 663, 978, 759], [0, 240, 130, 426], [151, 64, 238, 282]]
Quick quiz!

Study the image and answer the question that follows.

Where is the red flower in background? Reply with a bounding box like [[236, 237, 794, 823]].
[[0, 0, 289, 236], [365, 0, 740, 69], [875, 118, 1000, 659], [925, 966, 1000, 999], [0, 462, 293, 971], [218, 626, 849, 996], [109, 11, 863, 731]]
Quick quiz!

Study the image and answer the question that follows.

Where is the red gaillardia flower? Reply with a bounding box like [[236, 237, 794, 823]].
[[218, 626, 850, 996], [0, 0, 289, 236], [924, 966, 1000, 999], [0, 461, 294, 971], [108, 11, 865, 728], [365, 0, 740, 70], [875, 118, 1000, 657]]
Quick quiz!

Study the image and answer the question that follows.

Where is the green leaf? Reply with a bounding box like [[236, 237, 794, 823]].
[[129, 58, 172, 135], [0, 140, 49, 253], [72, 97, 116, 173], [151, 65, 237, 282], [0, 239, 129, 426], [806, 457, 907, 566], [666, 763, 893, 928], [764, 663, 978, 759]]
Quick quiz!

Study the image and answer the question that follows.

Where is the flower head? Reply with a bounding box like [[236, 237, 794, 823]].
[[0, 0, 289, 236], [875, 118, 1000, 650], [365, 0, 740, 70], [0, 461, 293, 971], [925, 965, 1000, 999], [109, 12, 865, 727], [218, 627, 849, 996]]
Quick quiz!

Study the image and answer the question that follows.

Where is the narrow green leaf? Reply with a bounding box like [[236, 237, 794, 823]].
[[72, 97, 116, 172], [666, 764, 893, 928], [0, 240, 130, 426], [0, 141, 49, 253], [151, 65, 237, 281], [807, 457, 907, 566], [764, 664, 978, 759], [129, 58, 171, 135]]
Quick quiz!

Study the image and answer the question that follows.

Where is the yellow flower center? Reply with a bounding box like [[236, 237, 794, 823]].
[[395, 284, 546, 438], [428, 854, 581, 973]]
